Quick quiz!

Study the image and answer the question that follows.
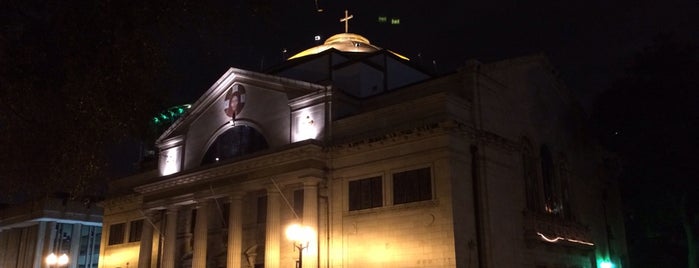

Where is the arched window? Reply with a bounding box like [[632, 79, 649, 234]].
[[202, 125, 268, 165], [522, 138, 540, 211], [541, 145, 562, 215], [558, 157, 572, 219]]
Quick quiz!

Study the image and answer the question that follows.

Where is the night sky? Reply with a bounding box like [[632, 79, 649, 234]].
[[2, 1, 698, 265], [163, 0, 698, 112]]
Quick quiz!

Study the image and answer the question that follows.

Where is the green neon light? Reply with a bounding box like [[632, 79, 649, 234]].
[[598, 260, 614, 268], [151, 104, 192, 126], [391, 18, 400, 25]]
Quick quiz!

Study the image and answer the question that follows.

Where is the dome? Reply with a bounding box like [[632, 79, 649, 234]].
[[288, 33, 408, 60]]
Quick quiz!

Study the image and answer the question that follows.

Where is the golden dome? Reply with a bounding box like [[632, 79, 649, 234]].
[[288, 33, 409, 61]]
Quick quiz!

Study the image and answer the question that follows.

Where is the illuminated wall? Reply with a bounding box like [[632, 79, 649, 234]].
[[155, 68, 328, 176], [158, 136, 183, 176]]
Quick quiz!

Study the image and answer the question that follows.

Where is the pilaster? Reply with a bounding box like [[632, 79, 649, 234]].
[[192, 200, 210, 268], [227, 192, 245, 268], [264, 185, 281, 268], [162, 206, 178, 268]]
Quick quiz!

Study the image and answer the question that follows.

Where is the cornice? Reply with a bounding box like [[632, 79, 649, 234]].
[[134, 143, 326, 194], [331, 119, 519, 153]]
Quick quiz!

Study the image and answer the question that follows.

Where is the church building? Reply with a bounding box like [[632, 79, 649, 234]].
[[98, 12, 627, 268]]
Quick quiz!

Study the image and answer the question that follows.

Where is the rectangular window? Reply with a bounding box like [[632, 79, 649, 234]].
[[107, 223, 125, 245], [293, 189, 304, 218], [393, 167, 432, 204], [128, 220, 144, 242], [349, 176, 383, 211]]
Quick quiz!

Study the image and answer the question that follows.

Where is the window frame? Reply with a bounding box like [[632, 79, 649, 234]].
[[128, 219, 144, 243], [391, 166, 433, 205], [348, 175, 384, 211], [107, 222, 126, 245]]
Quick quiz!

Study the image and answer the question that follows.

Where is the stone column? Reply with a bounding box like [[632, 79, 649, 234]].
[[302, 177, 321, 268], [138, 212, 155, 268], [227, 192, 244, 268], [70, 223, 82, 268], [33, 221, 47, 268], [264, 186, 281, 268], [193, 200, 210, 268], [162, 207, 178, 268], [183, 206, 194, 256]]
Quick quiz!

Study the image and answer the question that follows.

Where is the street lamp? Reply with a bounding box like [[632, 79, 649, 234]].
[[46, 253, 69, 267], [285, 224, 314, 268]]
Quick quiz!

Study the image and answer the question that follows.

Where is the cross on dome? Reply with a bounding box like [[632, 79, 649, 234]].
[[339, 10, 353, 33]]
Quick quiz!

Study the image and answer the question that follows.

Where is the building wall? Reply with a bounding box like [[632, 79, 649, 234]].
[[0, 198, 102, 268], [99, 54, 626, 268]]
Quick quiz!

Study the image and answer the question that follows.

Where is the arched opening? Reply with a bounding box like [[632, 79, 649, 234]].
[[201, 125, 268, 165]]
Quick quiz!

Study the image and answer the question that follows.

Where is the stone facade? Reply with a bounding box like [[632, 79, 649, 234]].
[[99, 36, 626, 268]]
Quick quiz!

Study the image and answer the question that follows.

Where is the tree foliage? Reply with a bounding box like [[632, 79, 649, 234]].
[[591, 33, 699, 268]]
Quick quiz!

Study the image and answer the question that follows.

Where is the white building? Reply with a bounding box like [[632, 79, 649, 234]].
[[99, 30, 627, 268], [0, 196, 102, 268]]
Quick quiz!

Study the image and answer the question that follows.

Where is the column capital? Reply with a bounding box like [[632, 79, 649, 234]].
[[228, 191, 245, 201], [301, 176, 323, 186], [165, 205, 179, 214], [265, 183, 282, 194], [195, 198, 211, 208]]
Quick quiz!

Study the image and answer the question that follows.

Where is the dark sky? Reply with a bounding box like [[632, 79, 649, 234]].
[[164, 0, 698, 112]]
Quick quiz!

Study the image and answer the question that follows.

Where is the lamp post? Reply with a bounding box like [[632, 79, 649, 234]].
[[46, 252, 69, 267], [285, 224, 314, 268]]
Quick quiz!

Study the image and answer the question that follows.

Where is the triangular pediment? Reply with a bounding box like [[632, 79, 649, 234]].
[[154, 67, 330, 176]]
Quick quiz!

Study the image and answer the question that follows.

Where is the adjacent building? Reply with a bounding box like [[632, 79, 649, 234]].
[[0, 196, 102, 268], [99, 29, 627, 268]]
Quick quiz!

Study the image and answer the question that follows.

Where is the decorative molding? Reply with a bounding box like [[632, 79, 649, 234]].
[[134, 143, 325, 194], [332, 119, 519, 153]]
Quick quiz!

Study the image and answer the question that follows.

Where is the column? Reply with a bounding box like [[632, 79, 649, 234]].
[[302, 177, 321, 268], [227, 192, 244, 268], [183, 206, 194, 256], [192, 200, 210, 268], [70, 223, 82, 268], [33, 221, 47, 267], [264, 186, 281, 268], [162, 207, 178, 268], [138, 212, 155, 268]]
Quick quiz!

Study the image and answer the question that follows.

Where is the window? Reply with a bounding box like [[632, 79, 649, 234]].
[[107, 223, 125, 245], [349, 176, 383, 211], [522, 138, 540, 211], [293, 189, 304, 218], [128, 220, 144, 242], [202, 125, 269, 165], [540, 145, 569, 217], [393, 167, 432, 205], [558, 159, 572, 219]]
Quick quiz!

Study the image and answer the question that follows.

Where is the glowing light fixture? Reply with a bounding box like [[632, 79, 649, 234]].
[[536, 232, 594, 246], [391, 18, 400, 25], [598, 260, 614, 268], [152, 104, 192, 126], [46, 253, 69, 267], [286, 224, 315, 268], [295, 112, 319, 141], [160, 145, 182, 176]]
